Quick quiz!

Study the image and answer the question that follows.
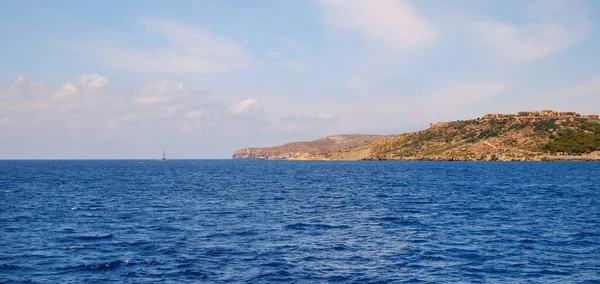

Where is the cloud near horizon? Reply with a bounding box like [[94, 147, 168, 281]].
[[0, 75, 262, 132]]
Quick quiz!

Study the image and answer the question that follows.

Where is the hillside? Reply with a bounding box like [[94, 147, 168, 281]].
[[232, 134, 389, 160], [233, 111, 600, 161]]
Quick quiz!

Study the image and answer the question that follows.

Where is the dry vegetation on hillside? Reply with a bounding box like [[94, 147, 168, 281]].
[[233, 114, 600, 161]]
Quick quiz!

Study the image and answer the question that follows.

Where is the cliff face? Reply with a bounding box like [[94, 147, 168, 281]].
[[232, 134, 388, 160], [233, 113, 600, 161]]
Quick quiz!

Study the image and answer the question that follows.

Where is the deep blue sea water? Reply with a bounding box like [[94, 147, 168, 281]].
[[1, 160, 600, 283]]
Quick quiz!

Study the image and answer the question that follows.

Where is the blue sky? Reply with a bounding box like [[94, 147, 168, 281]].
[[1, 0, 600, 159]]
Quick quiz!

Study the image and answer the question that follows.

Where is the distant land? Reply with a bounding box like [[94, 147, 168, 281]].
[[233, 110, 600, 161]]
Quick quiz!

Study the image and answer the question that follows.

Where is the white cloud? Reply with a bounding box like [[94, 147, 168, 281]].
[[0, 74, 114, 132], [474, 0, 591, 62], [1, 76, 50, 100], [0, 75, 282, 139], [305, 112, 338, 122], [76, 73, 109, 89], [77, 19, 252, 73], [0, 77, 53, 111], [0, 74, 353, 158], [228, 98, 264, 117], [52, 73, 108, 100], [319, 0, 437, 48], [52, 83, 78, 100], [0, 75, 506, 142]]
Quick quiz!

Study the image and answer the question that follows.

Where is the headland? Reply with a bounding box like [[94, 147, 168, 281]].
[[233, 110, 600, 161]]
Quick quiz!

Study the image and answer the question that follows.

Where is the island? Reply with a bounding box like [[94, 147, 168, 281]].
[[233, 110, 600, 161]]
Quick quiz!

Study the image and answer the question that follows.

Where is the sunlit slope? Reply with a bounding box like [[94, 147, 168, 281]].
[[234, 112, 600, 161]]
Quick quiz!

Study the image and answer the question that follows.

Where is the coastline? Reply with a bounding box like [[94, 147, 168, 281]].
[[235, 152, 600, 162], [233, 111, 600, 162]]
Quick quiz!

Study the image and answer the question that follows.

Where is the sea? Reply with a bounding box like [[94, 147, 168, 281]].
[[1, 160, 599, 283]]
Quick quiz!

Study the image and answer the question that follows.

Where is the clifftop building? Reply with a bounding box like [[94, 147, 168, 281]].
[[430, 110, 599, 129], [484, 110, 598, 120]]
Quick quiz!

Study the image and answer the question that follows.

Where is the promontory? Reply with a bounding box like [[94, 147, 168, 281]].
[[232, 110, 600, 161]]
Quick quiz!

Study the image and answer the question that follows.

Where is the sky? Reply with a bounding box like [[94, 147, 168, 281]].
[[1, 0, 600, 159]]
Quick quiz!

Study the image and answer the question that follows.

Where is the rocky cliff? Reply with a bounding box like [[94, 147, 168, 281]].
[[233, 112, 600, 161]]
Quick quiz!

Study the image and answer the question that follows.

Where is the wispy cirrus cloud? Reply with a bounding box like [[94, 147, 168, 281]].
[[319, 0, 437, 49], [66, 19, 253, 74], [473, 0, 592, 62], [517, 74, 600, 112]]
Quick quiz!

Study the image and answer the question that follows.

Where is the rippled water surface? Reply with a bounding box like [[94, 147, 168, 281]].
[[1, 160, 600, 283]]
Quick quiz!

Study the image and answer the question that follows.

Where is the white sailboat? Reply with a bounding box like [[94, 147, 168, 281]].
[[162, 150, 167, 161]]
